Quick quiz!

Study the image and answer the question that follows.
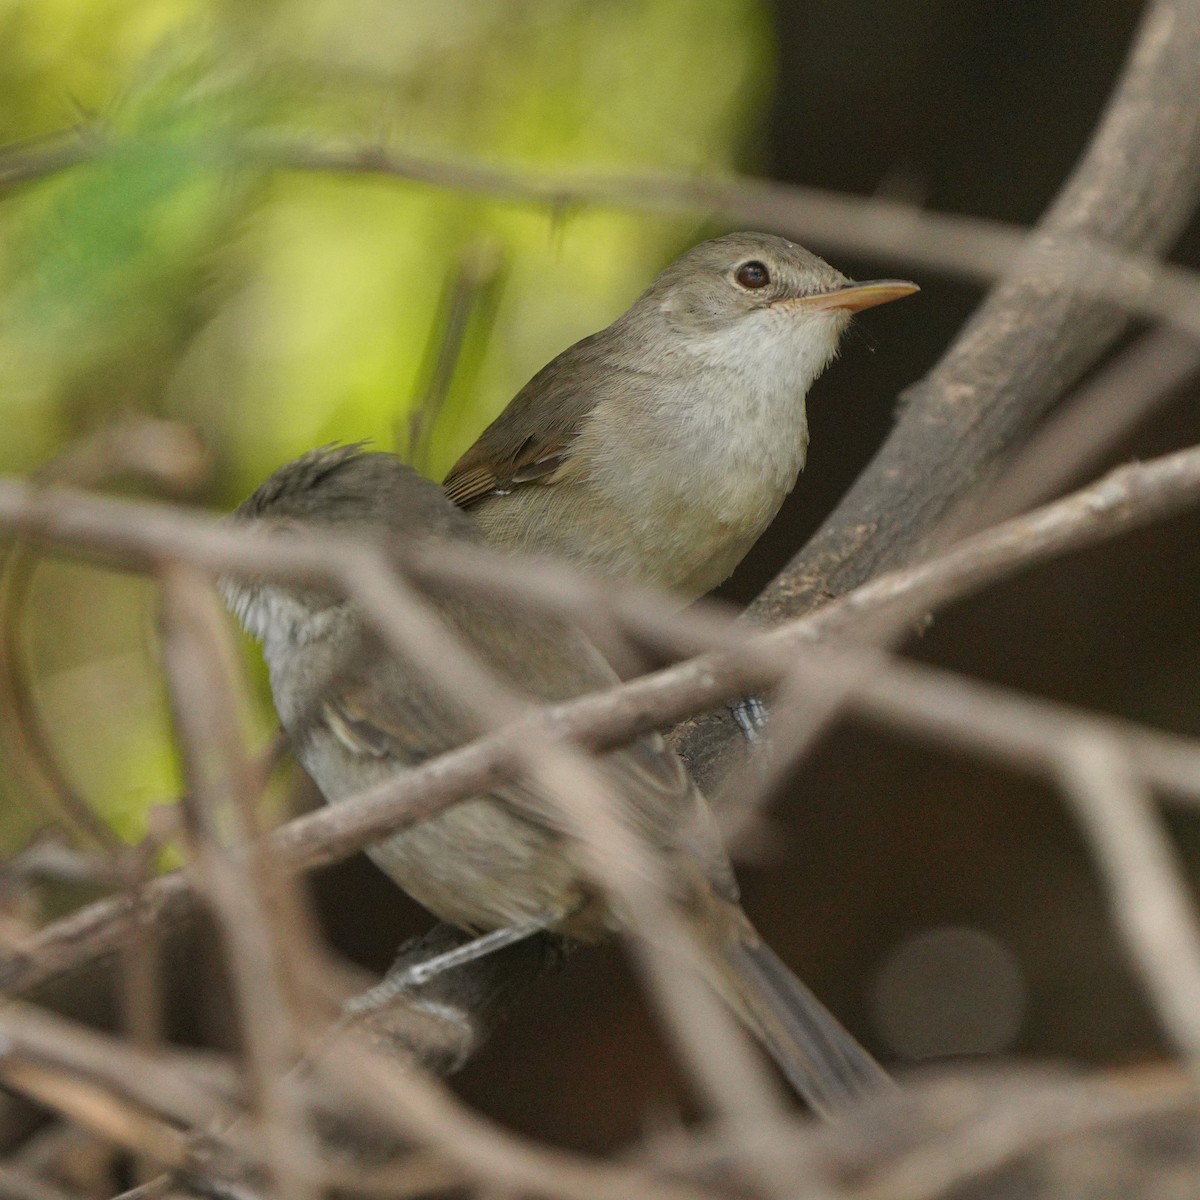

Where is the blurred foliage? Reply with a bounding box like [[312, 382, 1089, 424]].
[[0, 0, 773, 849]]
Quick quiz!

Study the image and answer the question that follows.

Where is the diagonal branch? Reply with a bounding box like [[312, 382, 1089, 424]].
[[4, 444, 1200, 1006], [677, 0, 1200, 790], [7, 130, 1200, 332], [1057, 737, 1200, 1083]]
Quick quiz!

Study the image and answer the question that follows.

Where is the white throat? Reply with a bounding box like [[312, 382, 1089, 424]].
[[660, 306, 848, 509], [220, 578, 338, 656], [575, 305, 849, 596]]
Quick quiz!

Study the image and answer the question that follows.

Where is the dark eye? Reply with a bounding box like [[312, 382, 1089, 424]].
[[734, 260, 770, 289]]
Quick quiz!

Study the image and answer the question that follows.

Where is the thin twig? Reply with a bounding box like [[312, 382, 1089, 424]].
[[6, 447, 1200, 1001], [847, 1068, 1192, 1200], [158, 565, 316, 1200], [678, 0, 1200, 792], [1056, 736, 1200, 1087], [340, 552, 795, 1146], [967, 327, 1200, 525], [8, 127, 1200, 336], [307, 1029, 723, 1200], [710, 438, 1200, 825]]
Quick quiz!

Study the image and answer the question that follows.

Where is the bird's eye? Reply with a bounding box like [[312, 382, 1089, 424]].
[[734, 260, 770, 289]]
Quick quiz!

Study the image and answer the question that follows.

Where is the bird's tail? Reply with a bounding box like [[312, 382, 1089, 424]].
[[712, 927, 894, 1119]]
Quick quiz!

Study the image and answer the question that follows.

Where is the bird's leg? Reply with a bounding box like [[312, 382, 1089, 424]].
[[730, 695, 768, 742], [343, 922, 549, 1017]]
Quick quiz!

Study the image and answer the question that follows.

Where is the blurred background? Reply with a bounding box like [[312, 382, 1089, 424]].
[[2, 0, 1200, 1154]]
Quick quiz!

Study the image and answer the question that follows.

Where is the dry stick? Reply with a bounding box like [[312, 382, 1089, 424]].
[[0, 1002, 239, 1139], [273, 142, 1200, 337], [968, 327, 1200, 525], [632, 1066, 1200, 1200], [0, 419, 212, 1142], [849, 1071, 1191, 1200], [1056, 736, 1200, 1085], [844, 657, 1200, 798], [9, 130, 1200, 334], [0, 1058, 193, 1174], [9, 1123, 123, 1191], [717, 426, 1200, 831], [308, 1034, 720, 1200], [81, 0, 1200, 359], [158, 565, 317, 1200], [4, 441, 1200, 700], [0, 1163, 80, 1200], [247, 146, 1198, 333], [676, 0, 1200, 793], [0, 1004, 460, 1200], [731, 325, 1200, 818], [5, 445, 1200, 1012]]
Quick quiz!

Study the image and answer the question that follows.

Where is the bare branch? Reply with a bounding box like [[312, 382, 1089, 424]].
[[0, 1000, 727, 1200], [679, 0, 1200, 791], [1056, 737, 1200, 1083], [968, 327, 1200, 525], [5, 444, 1200, 1007], [8, 129, 1200, 335], [840, 1067, 1193, 1200], [306, 1029, 727, 1200], [158, 564, 316, 1200]]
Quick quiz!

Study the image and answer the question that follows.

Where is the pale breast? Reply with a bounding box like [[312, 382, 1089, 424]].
[[577, 369, 812, 597], [299, 725, 601, 934], [470, 305, 837, 599]]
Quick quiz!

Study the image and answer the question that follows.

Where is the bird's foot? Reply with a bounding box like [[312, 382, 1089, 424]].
[[730, 695, 769, 742], [343, 922, 546, 1018]]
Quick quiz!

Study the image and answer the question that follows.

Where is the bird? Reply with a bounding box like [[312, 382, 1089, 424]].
[[222, 444, 893, 1118], [444, 231, 917, 601]]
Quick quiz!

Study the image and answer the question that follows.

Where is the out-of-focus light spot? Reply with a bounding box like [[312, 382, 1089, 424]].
[[871, 926, 1026, 1060]]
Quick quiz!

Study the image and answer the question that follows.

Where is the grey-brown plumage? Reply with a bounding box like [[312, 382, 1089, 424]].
[[445, 233, 917, 600], [223, 445, 892, 1116]]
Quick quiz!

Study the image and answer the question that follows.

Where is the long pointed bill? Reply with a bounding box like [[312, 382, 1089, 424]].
[[794, 279, 919, 313]]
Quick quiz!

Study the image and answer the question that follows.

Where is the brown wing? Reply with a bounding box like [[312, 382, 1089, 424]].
[[443, 331, 613, 509], [442, 434, 575, 508]]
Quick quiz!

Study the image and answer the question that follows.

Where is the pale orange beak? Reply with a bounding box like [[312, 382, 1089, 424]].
[[792, 279, 919, 313]]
